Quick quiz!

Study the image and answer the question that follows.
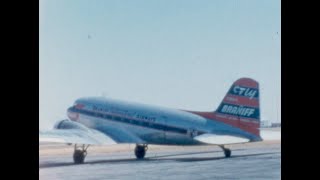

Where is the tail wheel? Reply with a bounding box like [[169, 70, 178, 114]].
[[224, 148, 231, 158], [219, 145, 232, 158]]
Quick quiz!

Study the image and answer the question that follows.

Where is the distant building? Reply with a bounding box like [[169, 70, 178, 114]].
[[271, 122, 281, 128], [260, 120, 272, 128]]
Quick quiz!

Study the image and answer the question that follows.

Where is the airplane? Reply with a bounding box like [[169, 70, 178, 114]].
[[39, 78, 262, 164]]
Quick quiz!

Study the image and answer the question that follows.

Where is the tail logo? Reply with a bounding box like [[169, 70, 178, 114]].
[[232, 86, 258, 99], [220, 104, 255, 117]]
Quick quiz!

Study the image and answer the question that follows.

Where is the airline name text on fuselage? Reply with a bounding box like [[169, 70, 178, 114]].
[[91, 105, 156, 122]]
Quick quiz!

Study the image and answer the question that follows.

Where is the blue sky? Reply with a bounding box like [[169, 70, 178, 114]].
[[40, 0, 281, 129]]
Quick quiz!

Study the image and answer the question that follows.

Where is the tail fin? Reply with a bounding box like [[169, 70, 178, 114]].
[[214, 78, 260, 137]]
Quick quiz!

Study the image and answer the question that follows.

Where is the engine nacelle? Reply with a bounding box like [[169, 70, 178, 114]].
[[54, 119, 89, 132]]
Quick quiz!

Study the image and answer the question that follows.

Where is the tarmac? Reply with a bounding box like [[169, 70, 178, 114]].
[[39, 129, 281, 180]]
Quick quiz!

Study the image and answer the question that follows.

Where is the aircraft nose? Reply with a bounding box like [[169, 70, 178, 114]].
[[67, 107, 73, 114]]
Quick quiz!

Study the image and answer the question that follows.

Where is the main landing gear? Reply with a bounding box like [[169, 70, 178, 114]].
[[134, 144, 148, 159], [219, 145, 231, 158], [73, 144, 90, 164]]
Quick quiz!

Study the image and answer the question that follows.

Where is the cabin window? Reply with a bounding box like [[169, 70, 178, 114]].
[[123, 118, 129, 123]]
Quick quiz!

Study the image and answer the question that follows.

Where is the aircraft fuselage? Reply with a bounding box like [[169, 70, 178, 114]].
[[67, 97, 257, 145]]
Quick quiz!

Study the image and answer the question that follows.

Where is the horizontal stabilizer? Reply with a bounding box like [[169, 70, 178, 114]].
[[194, 134, 249, 145]]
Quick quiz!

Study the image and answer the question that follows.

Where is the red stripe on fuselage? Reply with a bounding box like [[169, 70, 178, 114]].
[[75, 104, 85, 109], [186, 111, 260, 136]]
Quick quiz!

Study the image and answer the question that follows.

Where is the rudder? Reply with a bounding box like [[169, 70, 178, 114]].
[[214, 78, 261, 138]]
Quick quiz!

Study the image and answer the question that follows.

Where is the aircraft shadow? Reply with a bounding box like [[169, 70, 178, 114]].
[[147, 149, 245, 159], [39, 150, 280, 169]]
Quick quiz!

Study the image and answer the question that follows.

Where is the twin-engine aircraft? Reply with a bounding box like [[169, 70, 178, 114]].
[[39, 78, 262, 164]]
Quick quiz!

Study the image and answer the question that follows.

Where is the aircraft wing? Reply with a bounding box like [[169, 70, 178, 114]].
[[193, 134, 249, 145], [39, 119, 145, 145], [39, 129, 117, 145]]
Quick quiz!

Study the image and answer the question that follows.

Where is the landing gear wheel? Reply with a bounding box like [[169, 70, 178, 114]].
[[73, 149, 86, 164], [73, 144, 89, 164], [135, 144, 148, 159]]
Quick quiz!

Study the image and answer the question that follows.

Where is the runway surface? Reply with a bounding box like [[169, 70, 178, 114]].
[[39, 139, 280, 180]]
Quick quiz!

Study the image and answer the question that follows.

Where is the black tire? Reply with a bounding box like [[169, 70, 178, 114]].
[[224, 149, 231, 158], [135, 146, 146, 159], [73, 150, 85, 164]]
